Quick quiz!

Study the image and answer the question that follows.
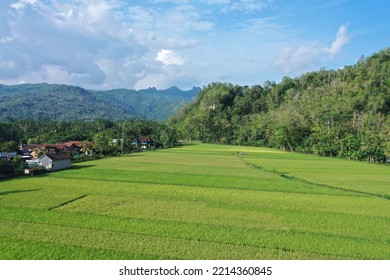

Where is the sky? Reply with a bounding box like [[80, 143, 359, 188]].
[[0, 0, 389, 90]]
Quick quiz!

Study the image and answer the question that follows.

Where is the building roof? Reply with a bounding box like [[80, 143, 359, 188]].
[[43, 143, 66, 150], [47, 153, 72, 161], [65, 141, 93, 148], [0, 152, 17, 158], [138, 136, 153, 143], [22, 144, 41, 151], [22, 141, 93, 155]]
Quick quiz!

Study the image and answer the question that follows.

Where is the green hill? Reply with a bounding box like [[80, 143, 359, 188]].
[[90, 86, 200, 120], [170, 48, 390, 163], [0, 83, 200, 121]]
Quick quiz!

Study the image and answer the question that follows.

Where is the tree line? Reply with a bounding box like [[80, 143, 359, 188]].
[[169, 48, 390, 163], [0, 118, 178, 156]]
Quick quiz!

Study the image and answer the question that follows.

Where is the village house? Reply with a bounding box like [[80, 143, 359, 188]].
[[131, 136, 155, 149], [20, 141, 93, 158], [38, 153, 72, 171], [64, 141, 93, 156], [42, 143, 66, 155], [20, 144, 41, 156]]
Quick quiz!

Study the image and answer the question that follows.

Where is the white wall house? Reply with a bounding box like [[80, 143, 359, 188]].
[[39, 154, 72, 171]]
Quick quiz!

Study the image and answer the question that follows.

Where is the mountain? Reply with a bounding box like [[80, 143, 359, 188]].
[[170, 48, 390, 163], [0, 83, 200, 121], [90, 86, 200, 120]]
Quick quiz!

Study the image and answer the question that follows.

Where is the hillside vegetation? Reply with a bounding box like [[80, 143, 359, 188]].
[[170, 48, 390, 163], [0, 144, 389, 259], [0, 84, 199, 121]]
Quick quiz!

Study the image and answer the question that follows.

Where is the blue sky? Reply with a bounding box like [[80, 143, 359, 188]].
[[0, 0, 389, 90]]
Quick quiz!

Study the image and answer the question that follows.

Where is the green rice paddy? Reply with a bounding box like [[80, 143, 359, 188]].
[[0, 143, 389, 259]]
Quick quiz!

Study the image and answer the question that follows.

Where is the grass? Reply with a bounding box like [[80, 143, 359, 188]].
[[0, 143, 389, 259]]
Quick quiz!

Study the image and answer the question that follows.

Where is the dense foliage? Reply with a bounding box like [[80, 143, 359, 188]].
[[0, 83, 199, 121], [170, 48, 390, 163], [0, 119, 178, 154]]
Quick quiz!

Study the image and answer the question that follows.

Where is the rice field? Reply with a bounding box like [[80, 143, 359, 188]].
[[0, 143, 389, 259]]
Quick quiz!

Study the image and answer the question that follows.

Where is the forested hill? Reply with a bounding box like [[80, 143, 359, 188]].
[[90, 86, 200, 121], [170, 48, 390, 163], [0, 83, 200, 121]]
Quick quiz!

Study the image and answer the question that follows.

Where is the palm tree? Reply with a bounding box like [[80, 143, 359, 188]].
[[32, 147, 46, 159], [80, 140, 92, 156]]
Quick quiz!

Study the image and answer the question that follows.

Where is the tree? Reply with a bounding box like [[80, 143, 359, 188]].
[[1, 141, 18, 152], [32, 147, 47, 159], [80, 140, 93, 156], [11, 155, 25, 175], [93, 132, 112, 155], [155, 124, 178, 148]]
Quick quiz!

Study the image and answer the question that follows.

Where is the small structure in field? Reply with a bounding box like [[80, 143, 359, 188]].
[[39, 153, 72, 171]]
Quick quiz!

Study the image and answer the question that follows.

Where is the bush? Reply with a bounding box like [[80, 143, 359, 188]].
[[11, 155, 25, 176]]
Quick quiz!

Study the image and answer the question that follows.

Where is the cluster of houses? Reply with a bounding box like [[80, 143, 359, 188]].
[[1, 136, 155, 176], [21, 141, 93, 174]]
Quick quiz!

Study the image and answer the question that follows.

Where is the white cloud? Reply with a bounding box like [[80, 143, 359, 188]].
[[0, 60, 16, 69], [221, 0, 273, 13], [86, 2, 112, 24], [156, 49, 185, 66], [156, 4, 214, 34], [2, 1, 201, 89], [0, 37, 14, 43], [0, 0, 157, 89], [202, 0, 230, 4], [0, 0, 281, 89], [10, 0, 37, 10], [0, 0, 221, 89], [134, 73, 171, 90], [274, 25, 350, 73], [239, 17, 285, 39], [153, 0, 188, 3], [0, 1, 358, 91], [329, 25, 350, 55], [274, 45, 325, 73]]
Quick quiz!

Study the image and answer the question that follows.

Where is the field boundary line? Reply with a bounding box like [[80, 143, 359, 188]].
[[238, 155, 390, 200], [48, 194, 88, 211]]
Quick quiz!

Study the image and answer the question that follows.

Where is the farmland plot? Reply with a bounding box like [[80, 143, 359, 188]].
[[0, 143, 389, 259]]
